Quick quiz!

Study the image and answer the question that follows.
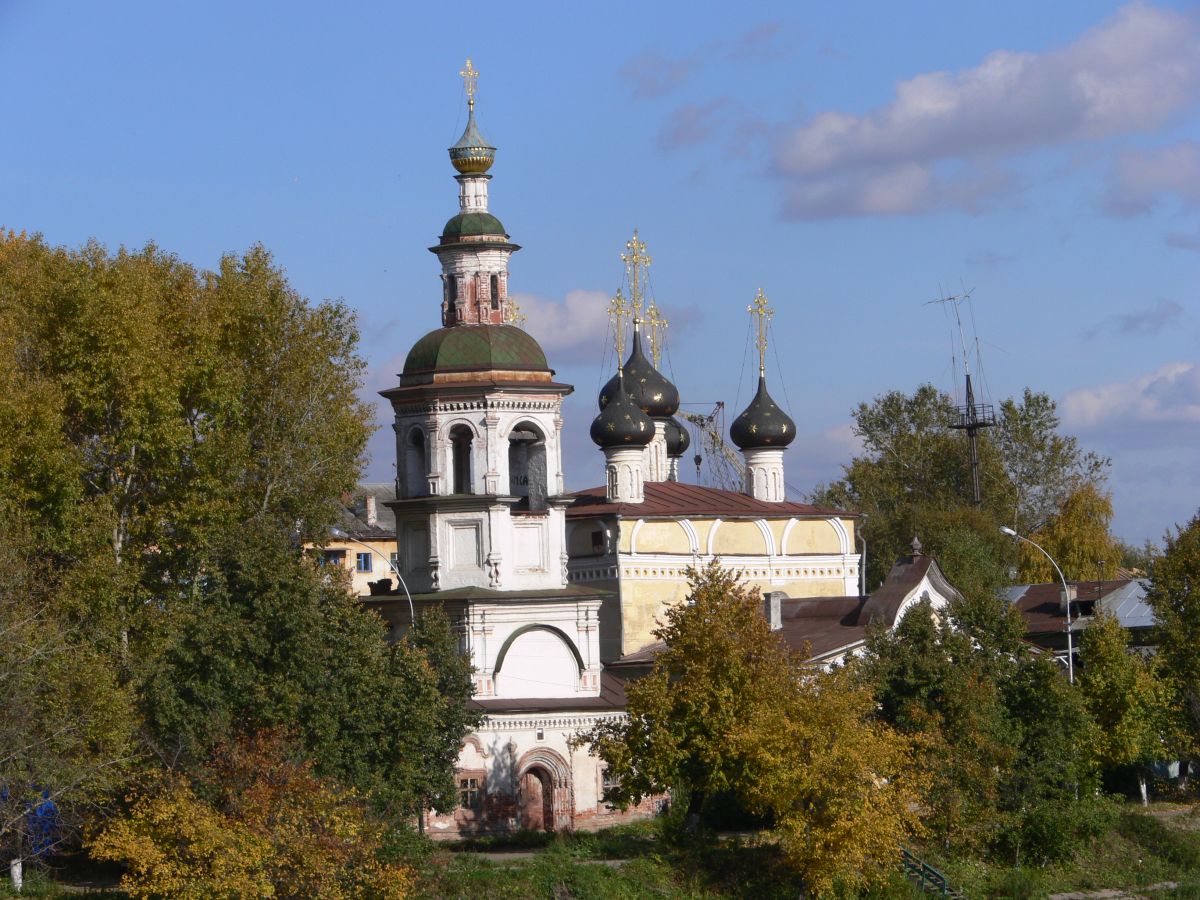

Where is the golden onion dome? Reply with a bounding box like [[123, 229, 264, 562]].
[[449, 105, 495, 174]]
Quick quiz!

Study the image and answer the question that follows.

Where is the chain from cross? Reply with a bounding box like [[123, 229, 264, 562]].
[[460, 58, 479, 109], [620, 229, 651, 317], [748, 287, 773, 376], [646, 298, 668, 367]]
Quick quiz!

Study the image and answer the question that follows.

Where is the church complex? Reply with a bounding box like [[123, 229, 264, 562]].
[[344, 63, 962, 836]]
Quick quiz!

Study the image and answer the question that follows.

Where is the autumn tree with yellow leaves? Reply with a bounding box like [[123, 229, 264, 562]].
[[90, 730, 412, 899], [586, 561, 923, 895]]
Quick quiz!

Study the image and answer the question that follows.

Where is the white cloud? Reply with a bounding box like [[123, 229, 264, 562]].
[[1104, 140, 1200, 215], [618, 24, 782, 100], [1166, 231, 1200, 253], [512, 289, 612, 356], [1061, 361, 1200, 429], [657, 99, 735, 151], [771, 3, 1200, 218]]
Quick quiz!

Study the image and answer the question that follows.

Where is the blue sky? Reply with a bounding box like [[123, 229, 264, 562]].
[[3, 1, 1198, 544]]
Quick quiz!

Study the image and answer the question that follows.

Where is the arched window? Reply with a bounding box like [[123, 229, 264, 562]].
[[490, 274, 500, 310], [450, 425, 473, 495], [404, 428, 427, 497], [508, 422, 547, 510]]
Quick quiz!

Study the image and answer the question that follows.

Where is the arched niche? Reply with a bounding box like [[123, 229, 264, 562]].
[[508, 421, 547, 510], [449, 424, 474, 495], [403, 426, 427, 497], [494, 624, 582, 698]]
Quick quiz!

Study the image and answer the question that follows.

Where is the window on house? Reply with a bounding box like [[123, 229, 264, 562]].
[[322, 550, 345, 567], [602, 768, 620, 794], [591, 530, 605, 554], [458, 777, 481, 810], [355, 552, 372, 573], [389, 552, 399, 570], [490, 274, 500, 309]]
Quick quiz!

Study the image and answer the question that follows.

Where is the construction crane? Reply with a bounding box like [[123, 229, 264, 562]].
[[680, 402, 744, 492]]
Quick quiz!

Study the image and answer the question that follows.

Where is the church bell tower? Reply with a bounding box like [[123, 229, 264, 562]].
[[381, 60, 574, 595]]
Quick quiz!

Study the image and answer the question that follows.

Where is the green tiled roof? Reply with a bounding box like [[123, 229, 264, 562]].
[[403, 325, 549, 375], [442, 212, 507, 240]]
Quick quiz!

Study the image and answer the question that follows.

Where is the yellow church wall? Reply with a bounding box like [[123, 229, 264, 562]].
[[618, 572, 851, 653], [711, 520, 767, 556], [785, 519, 843, 555], [632, 520, 691, 554], [617, 521, 634, 554]]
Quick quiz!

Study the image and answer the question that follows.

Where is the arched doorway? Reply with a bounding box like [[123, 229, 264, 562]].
[[518, 766, 554, 832], [515, 748, 572, 833]]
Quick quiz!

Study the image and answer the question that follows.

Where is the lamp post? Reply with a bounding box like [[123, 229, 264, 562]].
[[1000, 526, 1074, 683], [329, 526, 415, 624]]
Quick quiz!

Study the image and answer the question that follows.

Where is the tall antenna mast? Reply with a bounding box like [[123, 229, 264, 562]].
[[925, 289, 995, 506]]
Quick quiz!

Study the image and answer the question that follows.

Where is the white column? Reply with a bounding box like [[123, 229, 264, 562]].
[[642, 421, 669, 483], [603, 447, 645, 503], [457, 174, 490, 212], [742, 447, 786, 502]]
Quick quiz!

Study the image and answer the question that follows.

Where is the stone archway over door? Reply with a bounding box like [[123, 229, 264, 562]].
[[519, 766, 554, 831]]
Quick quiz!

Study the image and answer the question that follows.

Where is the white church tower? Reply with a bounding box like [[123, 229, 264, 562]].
[[381, 61, 573, 596]]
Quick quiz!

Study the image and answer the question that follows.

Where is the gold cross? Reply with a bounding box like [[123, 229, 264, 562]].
[[646, 298, 669, 367], [506, 295, 527, 327], [460, 59, 479, 110], [620, 229, 651, 318], [748, 287, 773, 376], [608, 288, 631, 361]]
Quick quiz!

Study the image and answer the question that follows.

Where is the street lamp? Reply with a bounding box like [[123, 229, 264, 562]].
[[1000, 525, 1074, 683], [329, 526, 415, 624]]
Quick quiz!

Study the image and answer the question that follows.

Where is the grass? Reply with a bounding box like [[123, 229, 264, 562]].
[[926, 805, 1200, 899], [13, 804, 1200, 898]]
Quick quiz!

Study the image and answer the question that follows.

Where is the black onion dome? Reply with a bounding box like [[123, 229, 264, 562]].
[[598, 329, 680, 418], [591, 373, 655, 449], [730, 376, 796, 450], [665, 416, 690, 458]]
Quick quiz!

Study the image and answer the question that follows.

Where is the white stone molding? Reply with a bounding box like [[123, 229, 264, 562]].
[[754, 518, 776, 556], [706, 519, 723, 556]]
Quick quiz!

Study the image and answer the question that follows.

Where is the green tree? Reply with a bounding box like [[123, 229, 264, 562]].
[[856, 598, 1016, 853], [1021, 483, 1122, 582], [1078, 612, 1167, 804], [373, 607, 482, 821], [586, 562, 795, 832], [999, 655, 1105, 865], [587, 562, 922, 893], [812, 384, 1110, 591], [0, 510, 137, 865], [996, 388, 1109, 535], [0, 233, 473, 844], [1146, 511, 1200, 765]]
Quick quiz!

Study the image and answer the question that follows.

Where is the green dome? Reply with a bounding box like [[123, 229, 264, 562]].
[[441, 212, 507, 240], [403, 325, 548, 375]]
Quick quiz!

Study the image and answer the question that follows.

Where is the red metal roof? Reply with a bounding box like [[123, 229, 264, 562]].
[[566, 480, 851, 519]]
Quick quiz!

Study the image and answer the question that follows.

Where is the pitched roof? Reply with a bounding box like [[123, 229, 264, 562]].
[[567, 480, 850, 519], [1005, 578, 1153, 633], [337, 483, 398, 539]]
